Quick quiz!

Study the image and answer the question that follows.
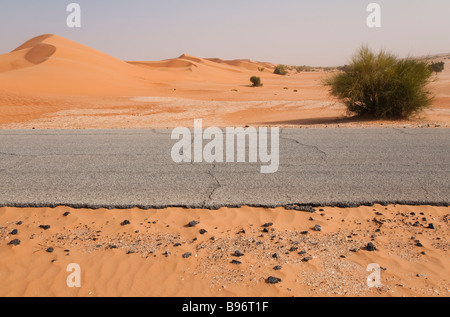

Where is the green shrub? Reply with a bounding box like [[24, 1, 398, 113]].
[[258, 67, 265, 72], [429, 61, 444, 74], [324, 46, 433, 119], [250, 76, 263, 87], [274, 65, 288, 75]]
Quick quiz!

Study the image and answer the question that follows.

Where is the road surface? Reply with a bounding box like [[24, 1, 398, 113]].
[[0, 128, 449, 209]]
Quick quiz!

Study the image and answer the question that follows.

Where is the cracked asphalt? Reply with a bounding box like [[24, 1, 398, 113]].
[[0, 128, 449, 209]]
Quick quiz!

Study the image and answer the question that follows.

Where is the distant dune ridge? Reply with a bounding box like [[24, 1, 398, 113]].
[[0, 34, 276, 96], [0, 34, 449, 129]]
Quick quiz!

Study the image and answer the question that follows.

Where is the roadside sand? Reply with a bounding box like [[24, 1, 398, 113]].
[[1, 205, 449, 297], [0, 34, 449, 129]]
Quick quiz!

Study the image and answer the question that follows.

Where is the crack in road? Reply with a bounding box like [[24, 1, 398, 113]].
[[280, 134, 328, 162]]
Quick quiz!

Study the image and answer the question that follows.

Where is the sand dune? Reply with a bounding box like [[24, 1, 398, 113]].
[[0, 34, 449, 128]]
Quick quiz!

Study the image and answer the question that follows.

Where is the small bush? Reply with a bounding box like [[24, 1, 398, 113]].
[[258, 67, 265, 72], [429, 61, 444, 74], [274, 65, 288, 75], [324, 46, 433, 119], [250, 76, 263, 87]]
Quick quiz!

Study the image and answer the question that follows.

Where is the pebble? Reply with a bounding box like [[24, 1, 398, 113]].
[[266, 276, 282, 284], [8, 239, 21, 246], [231, 260, 242, 265], [273, 266, 282, 271], [182, 252, 192, 258], [46, 247, 54, 253], [302, 257, 313, 262], [233, 250, 245, 257], [39, 225, 51, 230], [199, 229, 207, 235], [428, 223, 436, 230], [366, 242, 377, 251], [187, 221, 200, 227], [10, 229, 18, 235], [120, 220, 130, 226], [262, 223, 274, 228], [314, 225, 322, 232]]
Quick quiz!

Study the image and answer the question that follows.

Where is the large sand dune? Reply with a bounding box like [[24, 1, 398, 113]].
[[0, 34, 449, 128]]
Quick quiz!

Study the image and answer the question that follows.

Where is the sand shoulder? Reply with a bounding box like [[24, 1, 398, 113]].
[[1, 205, 449, 297]]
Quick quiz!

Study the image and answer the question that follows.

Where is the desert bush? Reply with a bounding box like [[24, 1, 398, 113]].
[[429, 61, 444, 74], [258, 67, 265, 72], [324, 46, 433, 119], [274, 65, 288, 75], [250, 76, 263, 87]]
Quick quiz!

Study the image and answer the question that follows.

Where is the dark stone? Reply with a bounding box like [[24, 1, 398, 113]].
[[289, 247, 298, 252], [9, 239, 21, 246], [39, 225, 51, 230], [298, 250, 307, 255], [366, 242, 377, 251], [231, 260, 242, 265], [262, 223, 274, 228], [182, 252, 192, 258], [314, 225, 322, 232], [46, 247, 54, 253], [199, 229, 207, 235], [187, 221, 200, 227], [300, 231, 308, 235], [10, 229, 18, 235], [266, 276, 282, 284], [15, 221, 23, 225], [273, 266, 282, 271], [350, 248, 358, 252], [262, 228, 269, 233], [120, 220, 130, 226], [173, 243, 182, 247], [416, 242, 423, 247], [302, 256, 313, 262], [272, 253, 280, 259], [63, 212, 70, 217], [428, 223, 436, 230], [233, 250, 244, 257]]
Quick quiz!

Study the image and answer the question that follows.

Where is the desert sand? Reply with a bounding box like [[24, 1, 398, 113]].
[[0, 205, 449, 297], [0, 34, 449, 129]]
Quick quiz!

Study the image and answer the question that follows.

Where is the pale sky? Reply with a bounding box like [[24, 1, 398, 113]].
[[1, 0, 449, 66]]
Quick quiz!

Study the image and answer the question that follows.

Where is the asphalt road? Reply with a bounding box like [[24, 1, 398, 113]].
[[0, 128, 449, 209]]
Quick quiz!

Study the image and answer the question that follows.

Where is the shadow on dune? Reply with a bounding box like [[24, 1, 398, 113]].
[[258, 115, 379, 126]]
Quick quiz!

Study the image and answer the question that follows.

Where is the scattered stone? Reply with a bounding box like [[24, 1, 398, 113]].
[[10, 229, 18, 235], [262, 228, 269, 233], [39, 225, 51, 230], [428, 223, 436, 230], [199, 229, 207, 235], [301, 231, 308, 235], [231, 260, 242, 265], [298, 250, 307, 255], [63, 212, 70, 217], [9, 239, 21, 246], [120, 220, 130, 226], [163, 251, 171, 257], [266, 276, 282, 284], [350, 248, 358, 253], [15, 221, 23, 225], [273, 266, 282, 271], [174, 243, 182, 247], [262, 223, 274, 228], [272, 253, 280, 259], [314, 225, 322, 232], [46, 247, 54, 253], [187, 221, 200, 227], [302, 256, 313, 262], [289, 247, 298, 252], [182, 252, 192, 258], [416, 242, 424, 247], [366, 242, 377, 251], [233, 250, 244, 257]]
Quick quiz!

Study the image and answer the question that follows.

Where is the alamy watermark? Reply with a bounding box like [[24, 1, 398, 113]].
[[171, 120, 279, 174]]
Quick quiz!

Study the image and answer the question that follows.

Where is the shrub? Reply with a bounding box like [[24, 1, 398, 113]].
[[258, 67, 265, 72], [250, 76, 263, 87], [429, 61, 444, 74], [274, 65, 288, 75], [324, 46, 433, 119]]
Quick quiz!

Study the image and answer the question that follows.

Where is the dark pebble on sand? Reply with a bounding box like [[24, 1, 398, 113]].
[[10, 229, 18, 235], [266, 276, 282, 284], [302, 256, 313, 262], [9, 239, 21, 246], [233, 250, 244, 257], [272, 253, 280, 259], [273, 266, 282, 271], [314, 225, 322, 232], [199, 229, 207, 234], [46, 247, 54, 253], [39, 225, 51, 230], [428, 223, 436, 230], [262, 223, 273, 228], [120, 220, 130, 226], [366, 242, 377, 251], [231, 260, 242, 265], [187, 221, 200, 227], [182, 252, 192, 258], [63, 212, 70, 217]]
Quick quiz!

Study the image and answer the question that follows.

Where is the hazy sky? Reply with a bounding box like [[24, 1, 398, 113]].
[[1, 0, 449, 66]]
